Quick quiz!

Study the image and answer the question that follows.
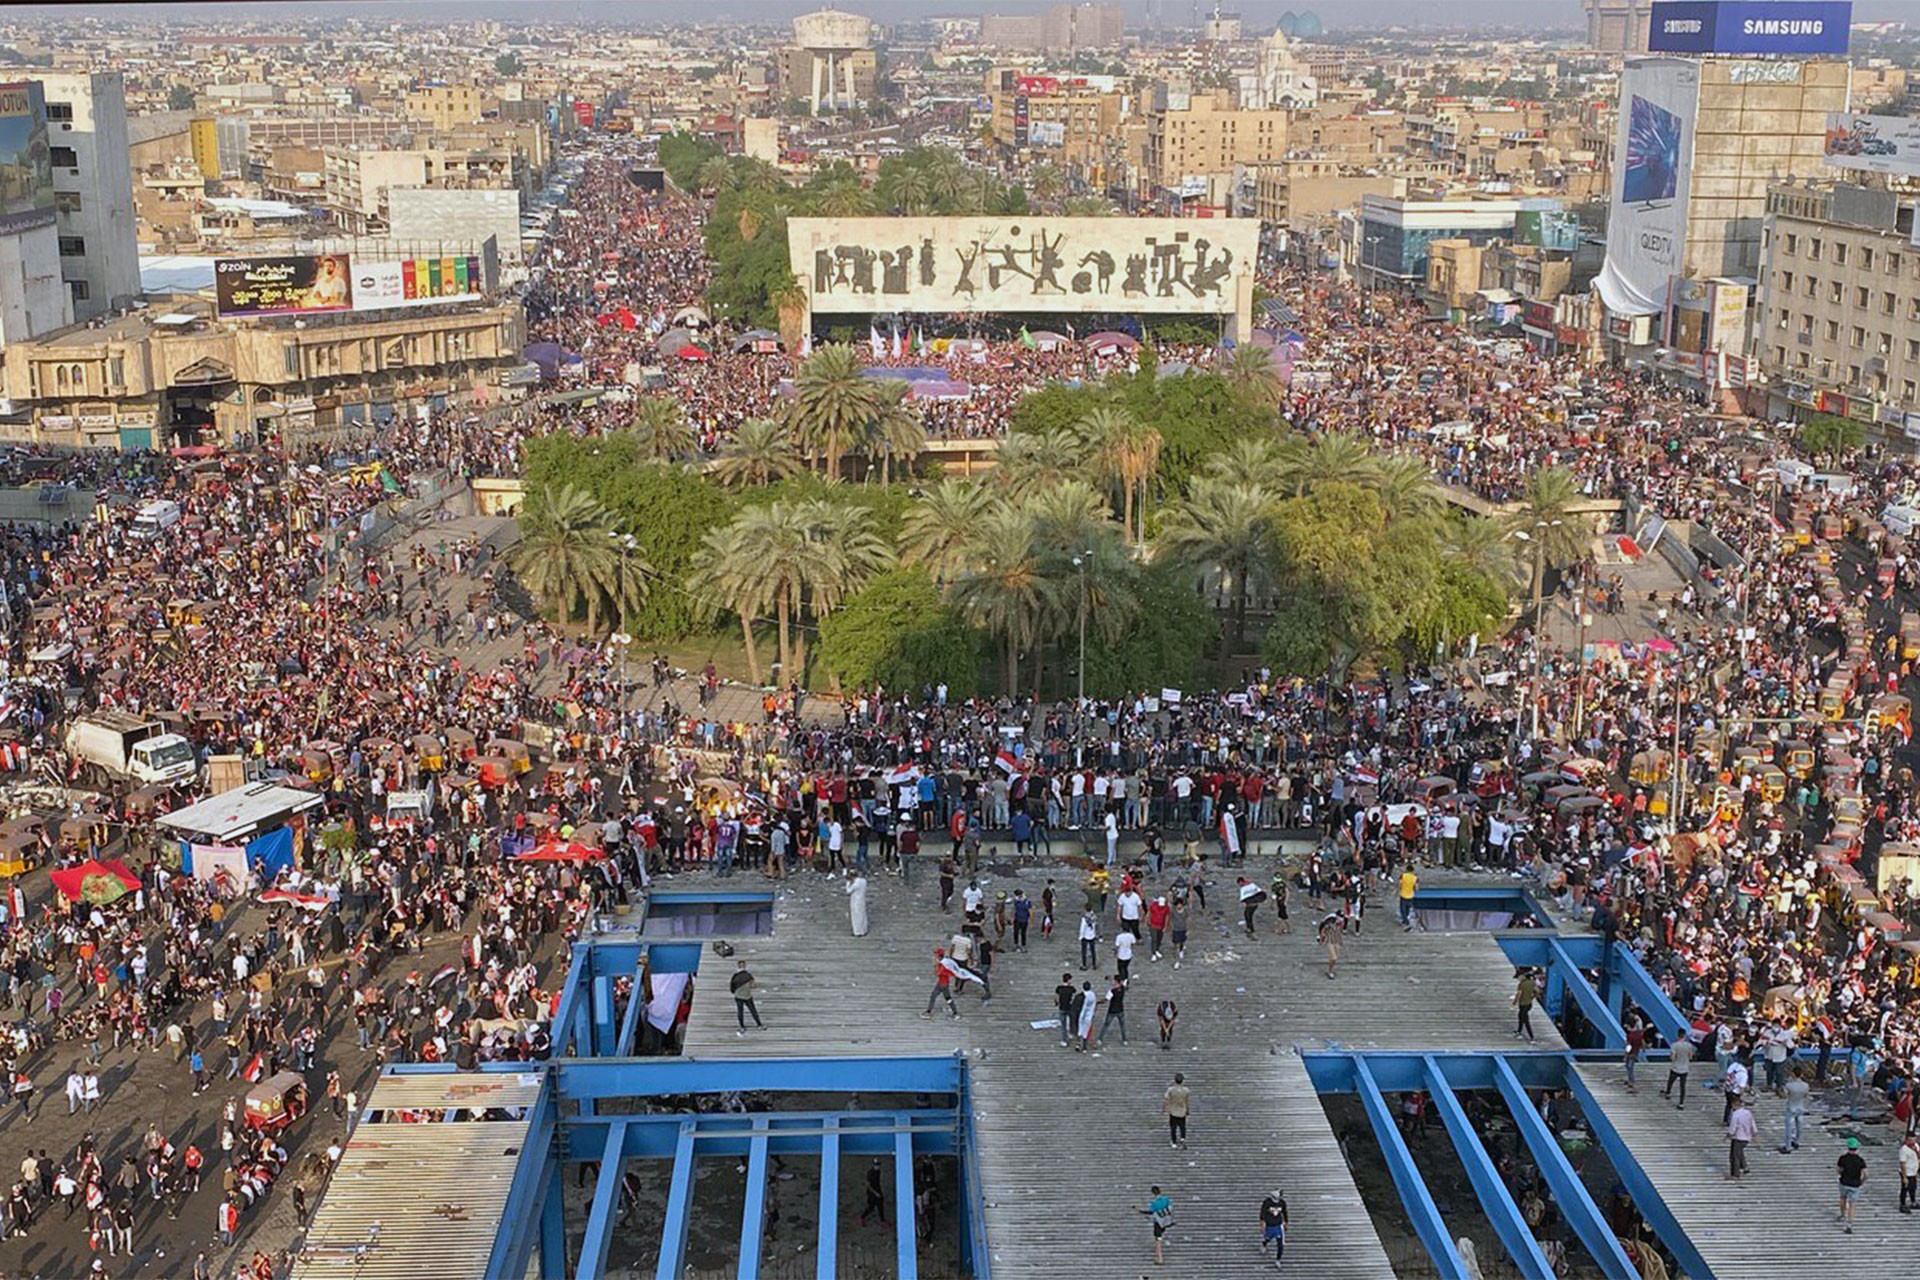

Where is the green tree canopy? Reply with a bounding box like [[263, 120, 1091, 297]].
[[816, 567, 984, 696]]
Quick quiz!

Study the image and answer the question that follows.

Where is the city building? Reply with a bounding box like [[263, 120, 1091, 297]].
[[1755, 180, 1920, 429], [0, 80, 71, 348], [988, 72, 1127, 168], [778, 10, 877, 115], [1583, 0, 1654, 52], [38, 71, 140, 320], [405, 84, 483, 132], [1142, 87, 1291, 202], [1351, 193, 1530, 287], [385, 187, 522, 261], [1596, 54, 1851, 364], [0, 297, 525, 449], [1238, 30, 1319, 111], [979, 4, 1125, 52]]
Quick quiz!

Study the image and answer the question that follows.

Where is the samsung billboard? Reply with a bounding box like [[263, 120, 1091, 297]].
[[1649, 1, 1852, 55]]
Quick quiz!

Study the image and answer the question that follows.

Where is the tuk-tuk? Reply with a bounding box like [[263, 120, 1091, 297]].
[[1469, 759, 1510, 797], [485, 739, 532, 776], [1781, 740, 1816, 779], [0, 832, 38, 878], [412, 733, 446, 773], [1628, 748, 1672, 785], [1558, 757, 1607, 786], [1818, 514, 1845, 540], [1872, 694, 1913, 740], [1902, 614, 1920, 662], [243, 1071, 309, 1134], [1820, 685, 1849, 722], [299, 741, 346, 784], [1879, 558, 1899, 587], [1758, 767, 1788, 805], [1834, 793, 1869, 827], [443, 726, 478, 764], [475, 755, 514, 789], [1412, 775, 1457, 805], [1791, 519, 1813, 546]]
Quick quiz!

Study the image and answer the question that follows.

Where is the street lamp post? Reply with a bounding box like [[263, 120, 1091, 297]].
[[610, 531, 637, 720], [1071, 548, 1092, 768]]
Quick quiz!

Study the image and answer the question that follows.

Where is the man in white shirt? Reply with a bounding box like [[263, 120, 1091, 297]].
[[1105, 809, 1121, 867], [1069, 771, 1089, 828]]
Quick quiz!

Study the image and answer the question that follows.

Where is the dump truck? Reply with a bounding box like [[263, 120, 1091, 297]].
[[64, 712, 196, 786]]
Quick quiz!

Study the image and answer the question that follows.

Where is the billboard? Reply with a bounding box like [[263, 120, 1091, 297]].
[[1028, 120, 1067, 148], [1824, 112, 1920, 177], [214, 254, 353, 318], [1595, 59, 1700, 321], [0, 82, 54, 235], [789, 216, 1259, 318], [1648, 1, 1851, 54], [353, 255, 485, 309]]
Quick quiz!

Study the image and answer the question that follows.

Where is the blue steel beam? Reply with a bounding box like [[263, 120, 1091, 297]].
[[556, 1054, 963, 1101], [615, 961, 649, 1057], [560, 1110, 959, 1162], [1548, 937, 1627, 1051], [1491, 1057, 1638, 1280], [1303, 1050, 1569, 1095], [894, 1128, 918, 1280], [540, 1164, 567, 1280], [738, 1124, 770, 1280], [1352, 1056, 1468, 1279], [576, 1120, 631, 1280], [1561, 1068, 1715, 1280], [550, 942, 590, 1058], [655, 1121, 699, 1280], [1420, 1057, 1554, 1280], [481, 1076, 558, 1280], [818, 1120, 840, 1280]]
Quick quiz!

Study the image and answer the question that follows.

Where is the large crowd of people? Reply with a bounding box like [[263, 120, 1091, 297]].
[[0, 137, 1911, 1277]]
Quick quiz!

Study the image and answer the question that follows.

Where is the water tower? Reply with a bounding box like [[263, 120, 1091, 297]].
[[791, 9, 874, 114]]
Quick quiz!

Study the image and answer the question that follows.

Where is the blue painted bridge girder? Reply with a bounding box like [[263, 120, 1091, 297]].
[[1419, 1056, 1554, 1279], [560, 1109, 960, 1163], [1490, 1056, 1639, 1279], [1304, 1050, 1709, 1280], [1352, 1056, 1468, 1278]]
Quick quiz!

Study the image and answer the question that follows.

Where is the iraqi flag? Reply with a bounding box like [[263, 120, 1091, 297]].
[[1218, 808, 1241, 856], [883, 764, 921, 787], [993, 749, 1026, 778]]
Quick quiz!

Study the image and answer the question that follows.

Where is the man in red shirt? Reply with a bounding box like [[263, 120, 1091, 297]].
[[1146, 895, 1171, 960]]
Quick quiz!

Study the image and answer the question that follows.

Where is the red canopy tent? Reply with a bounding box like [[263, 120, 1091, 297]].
[[513, 839, 605, 863], [50, 858, 141, 903]]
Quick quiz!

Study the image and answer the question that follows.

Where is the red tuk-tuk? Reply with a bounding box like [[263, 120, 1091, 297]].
[[243, 1071, 309, 1134]]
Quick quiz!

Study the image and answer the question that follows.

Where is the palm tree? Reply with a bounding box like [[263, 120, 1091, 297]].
[[1369, 455, 1438, 523], [1442, 514, 1522, 587], [878, 164, 932, 214], [1078, 403, 1162, 547], [1276, 432, 1376, 497], [786, 344, 878, 482], [951, 506, 1055, 696], [627, 396, 694, 463], [993, 430, 1082, 501], [1202, 437, 1290, 491], [509, 484, 624, 634], [722, 502, 814, 680], [769, 275, 809, 356], [921, 148, 966, 207], [901, 479, 997, 584], [1504, 466, 1592, 613], [1223, 344, 1286, 413], [801, 499, 893, 625], [815, 182, 873, 217], [735, 157, 786, 193], [694, 155, 735, 194], [1155, 477, 1272, 653], [864, 380, 927, 484], [711, 417, 803, 489], [689, 520, 773, 683], [1029, 163, 1066, 208]]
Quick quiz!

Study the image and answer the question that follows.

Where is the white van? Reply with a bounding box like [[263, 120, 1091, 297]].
[[1882, 503, 1920, 539], [1809, 473, 1857, 500], [1772, 459, 1814, 492], [128, 499, 182, 540]]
